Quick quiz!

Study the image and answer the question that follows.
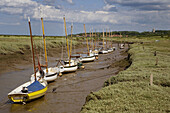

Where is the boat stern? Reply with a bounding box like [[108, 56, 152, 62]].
[[8, 93, 28, 103]]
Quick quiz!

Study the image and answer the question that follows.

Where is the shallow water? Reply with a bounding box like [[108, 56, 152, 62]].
[[0, 43, 128, 113]]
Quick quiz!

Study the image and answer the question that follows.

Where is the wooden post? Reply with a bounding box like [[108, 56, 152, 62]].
[[155, 57, 158, 66], [150, 74, 153, 86], [154, 51, 157, 56], [109, 78, 111, 85]]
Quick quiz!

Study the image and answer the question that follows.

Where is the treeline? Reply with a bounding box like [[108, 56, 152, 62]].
[[74, 30, 170, 37]]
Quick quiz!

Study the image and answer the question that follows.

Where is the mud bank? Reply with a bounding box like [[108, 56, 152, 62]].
[[0, 43, 129, 113], [0, 43, 82, 74]]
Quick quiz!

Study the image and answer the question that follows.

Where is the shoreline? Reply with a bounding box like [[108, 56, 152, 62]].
[[81, 38, 170, 113]]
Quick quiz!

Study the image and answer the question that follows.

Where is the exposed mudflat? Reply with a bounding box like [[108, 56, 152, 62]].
[[0, 43, 129, 113]]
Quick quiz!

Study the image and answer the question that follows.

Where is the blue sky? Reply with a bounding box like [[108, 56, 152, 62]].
[[0, 0, 170, 36]]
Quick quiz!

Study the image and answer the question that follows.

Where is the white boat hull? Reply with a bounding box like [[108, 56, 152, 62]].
[[82, 56, 95, 62], [30, 67, 64, 82], [92, 49, 99, 56], [112, 47, 116, 50], [108, 48, 114, 52], [63, 65, 78, 73], [99, 50, 108, 54], [120, 44, 125, 49], [107, 49, 112, 52], [62, 59, 78, 73]]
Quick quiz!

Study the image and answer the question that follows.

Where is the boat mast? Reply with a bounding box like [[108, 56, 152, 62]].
[[111, 30, 112, 47], [109, 29, 110, 47], [97, 29, 99, 48], [41, 18, 48, 73], [28, 17, 36, 80], [95, 29, 96, 49], [84, 24, 90, 56], [63, 17, 70, 65], [90, 29, 91, 37], [90, 29, 92, 49], [106, 28, 107, 49], [103, 29, 105, 49], [70, 23, 73, 61], [92, 27, 94, 50]]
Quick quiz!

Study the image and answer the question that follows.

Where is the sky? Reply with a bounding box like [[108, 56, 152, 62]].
[[0, 0, 170, 36]]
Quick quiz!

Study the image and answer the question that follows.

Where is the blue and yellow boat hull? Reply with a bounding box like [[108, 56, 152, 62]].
[[8, 80, 47, 103]]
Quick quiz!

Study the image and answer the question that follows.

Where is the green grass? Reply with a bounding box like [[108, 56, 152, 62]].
[[81, 37, 170, 113], [0, 35, 78, 54]]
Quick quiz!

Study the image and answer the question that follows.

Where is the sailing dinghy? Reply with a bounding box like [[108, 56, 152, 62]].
[[91, 29, 99, 59], [81, 24, 95, 62], [30, 18, 64, 82], [69, 23, 84, 69], [120, 44, 125, 49], [99, 29, 109, 54], [62, 17, 78, 73], [8, 18, 47, 104]]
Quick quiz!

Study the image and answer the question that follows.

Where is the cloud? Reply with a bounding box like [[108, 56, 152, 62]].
[[0, 0, 169, 32], [104, 0, 170, 11], [0, 22, 20, 25], [66, 0, 73, 4], [61, 0, 73, 4], [103, 4, 117, 12], [102, 0, 170, 30], [0, 7, 23, 14], [0, 0, 130, 25]]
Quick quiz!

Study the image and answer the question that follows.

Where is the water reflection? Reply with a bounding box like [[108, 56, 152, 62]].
[[10, 96, 46, 112]]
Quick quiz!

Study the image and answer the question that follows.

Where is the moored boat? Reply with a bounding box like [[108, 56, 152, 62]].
[[8, 79, 47, 103], [82, 24, 96, 62], [99, 50, 108, 54], [81, 54, 95, 62], [8, 18, 48, 104], [62, 59, 78, 73], [31, 18, 61, 82], [62, 17, 78, 73], [99, 29, 109, 54], [30, 67, 64, 82]]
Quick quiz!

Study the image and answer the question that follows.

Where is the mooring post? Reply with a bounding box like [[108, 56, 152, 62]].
[[154, 51, 157, 56], [109, 78, 111, 85], [155, 57, 158, 66], [150, 74, 153, 86]]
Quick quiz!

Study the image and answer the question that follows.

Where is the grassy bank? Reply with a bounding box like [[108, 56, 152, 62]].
[[81, 37, 170, 112], [0, 35, 79, 55]]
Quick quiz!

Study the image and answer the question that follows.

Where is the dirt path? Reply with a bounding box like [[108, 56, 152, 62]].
[[0, 43, 129, 113]]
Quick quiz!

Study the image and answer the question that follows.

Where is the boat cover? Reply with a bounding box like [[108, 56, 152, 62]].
[[27, 81, 45, 92]]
